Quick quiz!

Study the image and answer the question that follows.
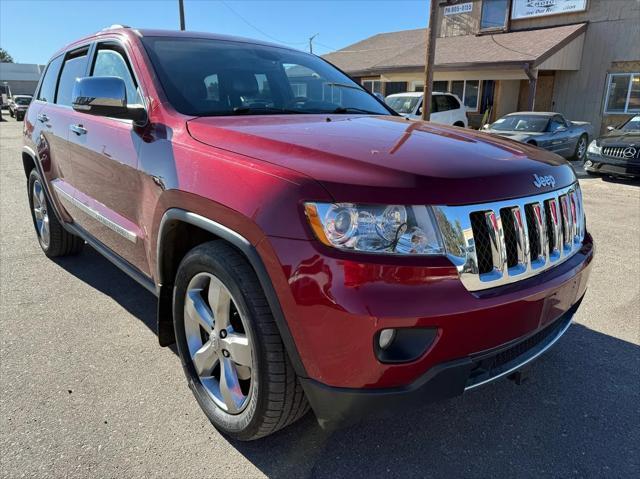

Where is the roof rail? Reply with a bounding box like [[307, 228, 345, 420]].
[[101, 24, 131, 31]]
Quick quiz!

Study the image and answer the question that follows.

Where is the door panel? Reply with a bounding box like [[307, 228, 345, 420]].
[[37, 104, 80, 216], [64, 41, 149, 274], [66, 114, 148, 273]]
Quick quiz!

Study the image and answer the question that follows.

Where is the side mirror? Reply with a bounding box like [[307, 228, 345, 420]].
[[607, 125, 615, 131], [554, 126, 567, 133], [72, 76, 147, 125], [483, 123, 490, 130]]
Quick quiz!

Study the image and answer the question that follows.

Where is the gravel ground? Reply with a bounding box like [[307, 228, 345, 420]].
[[1, 118, 639, 478]]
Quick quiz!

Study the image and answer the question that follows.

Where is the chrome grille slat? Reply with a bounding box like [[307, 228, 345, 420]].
[[433, 183, 585, 292]]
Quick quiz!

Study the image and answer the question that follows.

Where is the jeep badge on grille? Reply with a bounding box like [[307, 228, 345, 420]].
[[533, 174, 556, 189]]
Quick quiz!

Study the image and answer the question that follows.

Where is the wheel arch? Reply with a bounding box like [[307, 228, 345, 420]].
[[22, 147, 37, 177], [155, 209, 308, 378]]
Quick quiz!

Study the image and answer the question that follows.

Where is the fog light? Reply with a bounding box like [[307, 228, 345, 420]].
[[378, 329, 396, 349], [585, 160, 593, 167]]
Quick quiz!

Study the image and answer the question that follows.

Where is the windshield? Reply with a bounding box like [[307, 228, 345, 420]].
[[141, 37, 391, 117], [490, 115, 549, 132], [14, 97, 31, 105], [385, 95, 420, 114], [620, 115, 640, 131]]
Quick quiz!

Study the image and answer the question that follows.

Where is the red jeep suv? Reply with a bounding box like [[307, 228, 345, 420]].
[[22, 27, 593, 440]]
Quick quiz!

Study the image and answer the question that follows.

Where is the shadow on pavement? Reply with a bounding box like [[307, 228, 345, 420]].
[[53, 242, 640, 477], [53, 246, 158, 335]]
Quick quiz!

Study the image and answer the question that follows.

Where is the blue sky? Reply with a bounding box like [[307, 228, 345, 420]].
[[1, 0, 430, 64]]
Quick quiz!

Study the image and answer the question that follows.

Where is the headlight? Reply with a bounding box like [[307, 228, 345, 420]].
[[587, 140, 601, 155], [304, 202, 444, 255]]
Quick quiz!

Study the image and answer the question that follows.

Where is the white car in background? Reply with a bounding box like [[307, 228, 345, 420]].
[[385, 91, 468, 127]]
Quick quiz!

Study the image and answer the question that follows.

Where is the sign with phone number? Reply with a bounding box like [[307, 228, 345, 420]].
[[444, 2, 473, 16], [511, 0, 587, 19]]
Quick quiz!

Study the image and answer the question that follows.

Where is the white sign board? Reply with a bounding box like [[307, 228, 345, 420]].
[[444, 2, 473, 16], [511, 0, 588, 19]]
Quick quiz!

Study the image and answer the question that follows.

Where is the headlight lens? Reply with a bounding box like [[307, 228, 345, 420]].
[[304, 202, 444, 255], [587, 140, 601, 155]]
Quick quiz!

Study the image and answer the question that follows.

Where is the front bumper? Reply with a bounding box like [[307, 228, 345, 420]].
[[301, 297, 580, 427], [585, 154, 640, 177], [261, 232, 593, 390]]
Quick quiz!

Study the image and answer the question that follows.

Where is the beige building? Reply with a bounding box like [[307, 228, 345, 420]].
[[323, 0, 639, 132]]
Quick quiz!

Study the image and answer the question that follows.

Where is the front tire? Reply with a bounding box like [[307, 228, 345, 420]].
[[27, 169, 84, 257], [173, 241, 309, 440]]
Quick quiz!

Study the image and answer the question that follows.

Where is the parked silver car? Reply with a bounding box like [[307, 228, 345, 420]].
[[483, 112, 592, 161]]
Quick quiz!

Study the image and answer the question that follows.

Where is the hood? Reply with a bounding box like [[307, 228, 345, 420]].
[[485, 130, 542, 142], [599, 130, 640, 146], [187, 115, 576, 205]]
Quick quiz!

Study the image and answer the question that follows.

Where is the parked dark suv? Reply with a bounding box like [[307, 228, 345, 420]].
[[22, 27, 593, 440]]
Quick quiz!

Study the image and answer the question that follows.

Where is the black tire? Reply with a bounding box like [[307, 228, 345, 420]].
[[572, 134, 588, 161], [453, 121, 465, 127], [27, 169, 84, 257], [16, 114, 23, 122], [173, 241, 309, 440]]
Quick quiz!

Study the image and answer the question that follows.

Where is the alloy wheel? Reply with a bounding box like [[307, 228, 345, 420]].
[[32, 179, 50, 248], [183, 272, 254, 414], [577, 137, 587, 160]]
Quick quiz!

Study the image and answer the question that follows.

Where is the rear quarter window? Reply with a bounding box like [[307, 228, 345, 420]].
[[446, 95, 460, 110], [37, 55, 64, 103]]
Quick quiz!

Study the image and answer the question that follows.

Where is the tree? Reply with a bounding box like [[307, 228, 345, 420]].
[[0, 48, 14, 63]]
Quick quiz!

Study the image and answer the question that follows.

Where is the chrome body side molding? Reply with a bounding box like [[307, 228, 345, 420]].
[[52, 183, 138, 243]]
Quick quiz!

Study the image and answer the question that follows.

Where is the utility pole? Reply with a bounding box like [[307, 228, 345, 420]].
[[178, 0, 186, 31], [309, 33, 319, 54], [421, 0, 438, 121]]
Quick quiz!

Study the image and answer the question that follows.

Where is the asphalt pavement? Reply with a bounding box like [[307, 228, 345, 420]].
[[1, 118, 639, 478]]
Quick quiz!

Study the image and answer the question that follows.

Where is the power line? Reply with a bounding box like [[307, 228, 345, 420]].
[[220, 0, 308, 46]]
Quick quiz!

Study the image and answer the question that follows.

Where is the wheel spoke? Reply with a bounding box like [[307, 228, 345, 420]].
[[222, 333, 252, 367], [219, 356, 245, 413], [185, 289, 214, 332], [34, 207, 43, 221], [38, 189, 46, 208], [39, 217, 49, 239], [208, 278, 231, 332], [192, 340, 218, 376]]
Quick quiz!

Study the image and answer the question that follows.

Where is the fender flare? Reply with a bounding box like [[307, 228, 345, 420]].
[[156, 208, 308, 378]]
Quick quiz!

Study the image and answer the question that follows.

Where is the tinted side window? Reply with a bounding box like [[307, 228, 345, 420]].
[[37, 55, 63, 103], [92, 47, 141, 104], [435, 95, 451, 112], [446, 95, 460, 110], [56, 52, 88, 106]]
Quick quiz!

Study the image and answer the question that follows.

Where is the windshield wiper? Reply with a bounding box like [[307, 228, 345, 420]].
[[231, 106, 304, 115], [330, 107, 383, 115]]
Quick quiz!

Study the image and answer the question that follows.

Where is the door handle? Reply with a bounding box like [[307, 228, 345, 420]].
[[37, 113, 49, 123], [70, 124, 87, 136]]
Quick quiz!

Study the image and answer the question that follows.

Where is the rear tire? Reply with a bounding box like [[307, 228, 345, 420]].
[[572, 134, 588, 161], [173, 241, 309, 440], [27, 169, 84, 257]]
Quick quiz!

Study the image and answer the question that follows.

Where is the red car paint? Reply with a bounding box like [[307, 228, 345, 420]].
[[23, 28, 592, 396]]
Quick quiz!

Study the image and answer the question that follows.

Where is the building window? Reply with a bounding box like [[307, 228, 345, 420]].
[[362, 80, 383, 94], [412, 81, 424, 92], [433, 81, 448, 92], [604, 73, 640, 113], [290, 83, 307, 97], [480, 0, 510, 31], [451, 80, 480, 110]]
